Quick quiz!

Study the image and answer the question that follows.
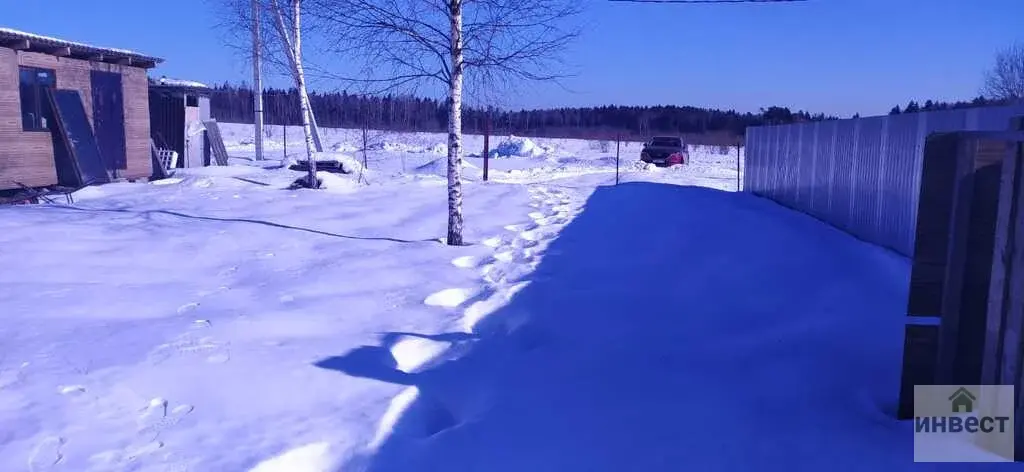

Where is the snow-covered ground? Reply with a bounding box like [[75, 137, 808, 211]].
[[220, 124, 745, 190], [0, 125, 1011, 471]]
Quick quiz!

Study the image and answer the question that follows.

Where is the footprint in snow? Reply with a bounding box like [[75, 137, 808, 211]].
[[493, 250, 519, 263], [503, 222, 538, 233], [59, 385, 86, 395], [451, 255, 487, 269], [424, 288, 477, 308], [512, 239, 540, 250], [481, 236, 504, 248], [137, 397, 194, 439], [176, 302, 200, 314], [527, 210, 556, 220], [28, 436, 65, 472], [481, 262, 534, 286], [519, 229, 551, 242]]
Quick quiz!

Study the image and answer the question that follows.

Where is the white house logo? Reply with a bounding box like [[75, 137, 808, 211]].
[[915, 387, 1011, 435], [913, 385, 1015, 462]]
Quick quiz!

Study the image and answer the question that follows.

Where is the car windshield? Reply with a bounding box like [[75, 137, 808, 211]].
[[650, 137, 681, 147]]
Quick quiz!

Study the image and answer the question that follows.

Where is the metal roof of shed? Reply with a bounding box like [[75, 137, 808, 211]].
[[0, 27, 163, 69]]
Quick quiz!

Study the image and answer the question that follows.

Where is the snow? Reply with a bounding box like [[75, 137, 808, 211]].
[[0, 123, 1011, 471], [156, 77, 209, 89], [491, 136, 545, 158]]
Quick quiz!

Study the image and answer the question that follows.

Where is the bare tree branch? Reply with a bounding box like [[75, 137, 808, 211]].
[[982, 42, 1024, 102]]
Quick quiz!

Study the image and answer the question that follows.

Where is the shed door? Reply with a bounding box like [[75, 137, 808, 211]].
[[90, 71, 127, 171]]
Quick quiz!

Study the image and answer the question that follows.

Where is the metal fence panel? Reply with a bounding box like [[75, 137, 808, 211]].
[[851, 116, 885, 244], [884, 113, 922, 255], [744, 104, 1024, 256]]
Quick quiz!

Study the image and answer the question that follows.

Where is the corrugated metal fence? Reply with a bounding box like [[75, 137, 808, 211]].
[[744, 104, 1024, 256]]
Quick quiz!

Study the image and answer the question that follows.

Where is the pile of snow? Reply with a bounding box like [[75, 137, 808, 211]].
[[491, 136, 546, 158], [368, 142, 416, 153], [309, 152, 364, 174], [331, 142, 359, 153], [156, 77, 209, 89], [316, 172, 361, 193], [413, 157, 480, 178], [427, 143, 447, 154]]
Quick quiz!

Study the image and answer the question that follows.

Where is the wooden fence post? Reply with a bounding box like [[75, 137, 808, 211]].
[[483, 112, 491, 182], [615, 134, 620, 186]]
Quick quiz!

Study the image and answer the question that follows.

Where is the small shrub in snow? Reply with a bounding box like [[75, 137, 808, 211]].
[[717, 145, 731, 155]]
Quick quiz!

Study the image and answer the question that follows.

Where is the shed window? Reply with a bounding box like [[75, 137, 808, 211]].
[[19, 67, 56, 132], [185, 95, 198, 107]]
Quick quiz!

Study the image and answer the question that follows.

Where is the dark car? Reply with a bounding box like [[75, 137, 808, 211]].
[[640, 136, 689, 166]]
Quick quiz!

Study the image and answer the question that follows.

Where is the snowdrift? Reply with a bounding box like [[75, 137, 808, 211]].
[[413, 157, 481, 179], [491, 136, 546, 158]]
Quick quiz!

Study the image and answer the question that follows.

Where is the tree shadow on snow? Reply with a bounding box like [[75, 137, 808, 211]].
[[315, 182, 995, 472]]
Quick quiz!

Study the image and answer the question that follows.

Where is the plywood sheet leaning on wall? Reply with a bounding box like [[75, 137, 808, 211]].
[[203, 120, 229, 166], [47, 88, 110, 187]]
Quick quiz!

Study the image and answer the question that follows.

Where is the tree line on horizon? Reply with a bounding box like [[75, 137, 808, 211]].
[[206, 83, 1013, 143]]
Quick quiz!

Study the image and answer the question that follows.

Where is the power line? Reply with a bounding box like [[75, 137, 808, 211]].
[[609, 0, 806, 4]]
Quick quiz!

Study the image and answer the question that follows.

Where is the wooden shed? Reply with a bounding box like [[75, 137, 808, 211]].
[[0, 28, 162, 191], [149, 77, 212, 169]]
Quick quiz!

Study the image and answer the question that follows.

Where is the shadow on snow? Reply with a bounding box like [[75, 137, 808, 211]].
[[313, 182, 983, 471]]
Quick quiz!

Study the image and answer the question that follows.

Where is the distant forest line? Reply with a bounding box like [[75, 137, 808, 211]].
[[206, 83, 1008, 145]]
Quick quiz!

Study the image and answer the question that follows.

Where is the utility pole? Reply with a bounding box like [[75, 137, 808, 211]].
[[252, 0, 265, 161]]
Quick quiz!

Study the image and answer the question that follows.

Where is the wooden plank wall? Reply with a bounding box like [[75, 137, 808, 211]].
[[0, 48, 152, 190], [0, 48, 55, 189]]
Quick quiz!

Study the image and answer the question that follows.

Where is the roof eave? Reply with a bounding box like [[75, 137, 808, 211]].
[[0, 33, 163, 69]]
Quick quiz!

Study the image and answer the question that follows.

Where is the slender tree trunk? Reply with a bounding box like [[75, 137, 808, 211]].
[[270, 0, 324, 153], [278, 0, 318, 187], [446, 0, 465, 245]]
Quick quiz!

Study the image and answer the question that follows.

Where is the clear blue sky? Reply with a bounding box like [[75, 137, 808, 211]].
[[5, 0, 1022, 117]]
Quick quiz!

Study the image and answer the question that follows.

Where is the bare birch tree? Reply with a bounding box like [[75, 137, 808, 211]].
[[216, 0, 326, 155], [308, 0, 581, 245], [982, 42, 1024, 102], [267, 0, 320, 187]]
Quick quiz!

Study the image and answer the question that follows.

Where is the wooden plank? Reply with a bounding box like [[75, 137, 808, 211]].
[[936, 138, 1007, 385], [982, 135, 1021, 386], [898, 134, 961, 418], [51, 47, 71, 57], [7, 40, 30, 50], [907, 134, 962, 317], [203, 120, 230, 166], [898, 324, 940, 419]]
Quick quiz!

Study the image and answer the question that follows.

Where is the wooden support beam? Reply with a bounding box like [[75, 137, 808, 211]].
[[8, 39, 30, 50], [88, 54, 105, 62], [51, 47, 72, 57], [117, 57, 133, 66]]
